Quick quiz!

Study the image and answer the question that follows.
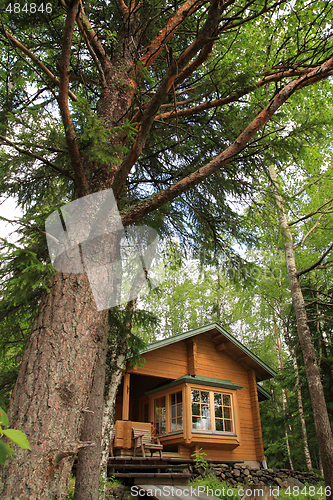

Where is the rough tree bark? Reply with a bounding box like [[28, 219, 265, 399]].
[[269, 164, 333, 498], [0, 272, 108, 499]]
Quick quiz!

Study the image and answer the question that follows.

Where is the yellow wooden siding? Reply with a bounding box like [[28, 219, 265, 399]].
[[125, 333, 265, 462]]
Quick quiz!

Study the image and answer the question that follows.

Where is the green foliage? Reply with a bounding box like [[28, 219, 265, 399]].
[[191, 448, 210, 473], [190, 477, 239, 500], [72, 97, 138, 164], [0, 407, 30, 464], [66, 475, 123, 499], [0, 217, 55, 407]]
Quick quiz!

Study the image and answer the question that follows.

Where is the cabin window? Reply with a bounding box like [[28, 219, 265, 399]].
[[191, 390, 210, 430], [214, 393, 233, 432], [154, 396, 166, 435], [191, 389, 233, 433], [170, 391, 183, 431]]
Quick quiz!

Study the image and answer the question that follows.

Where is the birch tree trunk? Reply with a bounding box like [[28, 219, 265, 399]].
[[288, 339, 313, 471], [100, 346, 126, 498], [269, 164, 333, 498], [273, 314, 293, 470], [100, 298, 138, 500]]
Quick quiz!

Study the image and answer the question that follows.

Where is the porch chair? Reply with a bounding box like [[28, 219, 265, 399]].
[[132, 427, 163, 458]]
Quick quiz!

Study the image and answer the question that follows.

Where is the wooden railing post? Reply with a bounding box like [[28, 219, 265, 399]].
[[122, 372, 130, 421]]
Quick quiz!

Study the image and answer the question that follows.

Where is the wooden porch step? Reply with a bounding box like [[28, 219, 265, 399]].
[[108, 456, 241, 464], [112, 473, 191, 479], [108, 463, 189, 470]]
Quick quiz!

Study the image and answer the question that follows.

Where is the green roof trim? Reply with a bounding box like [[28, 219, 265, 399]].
[[257, 384, 271, 401], [145, 374, 243, 395], [143, 322, 276, 379]]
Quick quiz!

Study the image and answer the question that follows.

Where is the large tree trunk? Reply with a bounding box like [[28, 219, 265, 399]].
[[269, 164, 333, 498], [0, 272, 107, 499]]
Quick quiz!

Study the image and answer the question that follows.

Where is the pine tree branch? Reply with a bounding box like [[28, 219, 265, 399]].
[[0, 27, 78, 102], [121, 55, 333, 226], [113, 0, 226, 197], [59, 0, 112, 81], [172, 40, 215, 88], [0, 135, 74, 179], [156, 67, 321, 121], [77, 0, 113, 81], [58, 0, 89, 197], [76, 18, 108, 88], [139, 0, 206, 69], [298, 243, 333, 277], [118, 0, 130, 19]]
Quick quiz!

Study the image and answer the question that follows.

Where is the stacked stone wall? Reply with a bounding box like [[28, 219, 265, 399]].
[[191, 463, 322, 488]]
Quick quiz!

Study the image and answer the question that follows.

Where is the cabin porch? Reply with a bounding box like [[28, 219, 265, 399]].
[[112, 370, 241, 460]]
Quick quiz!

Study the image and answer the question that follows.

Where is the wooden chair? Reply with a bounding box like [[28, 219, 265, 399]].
[[132, 427, 163, 458], [110, 428, 115, 458]]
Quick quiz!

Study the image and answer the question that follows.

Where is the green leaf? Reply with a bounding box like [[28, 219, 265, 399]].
[[0, 407, 9, 427], [0, 439, 13, 464], [2, 429, 30, 450]]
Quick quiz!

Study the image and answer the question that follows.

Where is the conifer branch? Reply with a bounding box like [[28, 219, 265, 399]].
[[58, 0, 89, 197], [0, 135, 74, 180], [156, 67, 323, 121], [76, 0, 113, 80], [118, 0, 130, 20], [139, 0, 206, 69], [121, 55, 333, 226], [0, 28, 78, 102], [76, 18, 108, 88], [113, 0, 226, 197]]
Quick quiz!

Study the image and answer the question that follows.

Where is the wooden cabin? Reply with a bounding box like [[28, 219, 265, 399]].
[[112, 323, 275, 467]]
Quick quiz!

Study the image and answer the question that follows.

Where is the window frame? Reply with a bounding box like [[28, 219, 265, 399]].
[[148, 382, 238, 439], [190, 387, 235, 435], [170, 390, 183, 433]]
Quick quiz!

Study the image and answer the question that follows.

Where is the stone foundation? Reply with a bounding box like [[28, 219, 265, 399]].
[[191, 463, 323, 488]]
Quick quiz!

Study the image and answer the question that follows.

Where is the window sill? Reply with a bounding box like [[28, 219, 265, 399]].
[[192, 431, 236, 436]]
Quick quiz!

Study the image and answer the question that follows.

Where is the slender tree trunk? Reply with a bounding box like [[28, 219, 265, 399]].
[[74, 326, 108, 500], [273, 314, 293, 469], [100, 344, 127, 499], [288, 340, 313, 471], [269, 164, 333, 498], [0, 272, 107, 499], [282, 388, 294, 470]]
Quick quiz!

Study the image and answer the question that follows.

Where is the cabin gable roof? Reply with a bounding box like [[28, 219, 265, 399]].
[[143, 322, 276, 382]]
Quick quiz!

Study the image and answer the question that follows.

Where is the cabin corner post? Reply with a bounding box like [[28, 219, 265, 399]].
[[248, 369, 265, 462], [122, 372, 130, 421], [186, 338, 198, 376]]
